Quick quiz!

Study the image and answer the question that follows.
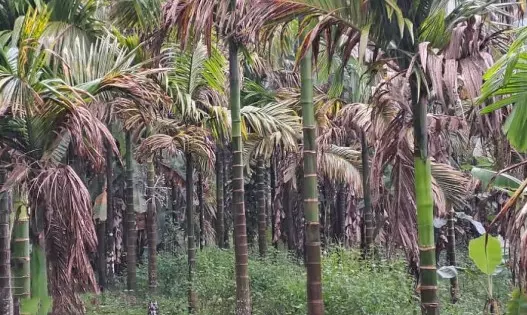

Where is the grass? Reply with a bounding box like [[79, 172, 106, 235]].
[[85, 247, 514, 315]]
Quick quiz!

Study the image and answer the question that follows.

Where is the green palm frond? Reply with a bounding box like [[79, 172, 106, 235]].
[[163, 41, 227, 124], [240, 101, 301, 144], [110, 0, 162, 33], [479, 26, 527, 151]]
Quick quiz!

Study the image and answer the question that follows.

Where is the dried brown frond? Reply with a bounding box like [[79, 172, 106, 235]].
[[30, 166, 99, 314], [161, 0, 247, 51], [59, 105, 118, 171]]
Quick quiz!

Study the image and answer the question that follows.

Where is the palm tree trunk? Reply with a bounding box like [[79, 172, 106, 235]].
[[446, 207, 458, 303], [300, 45, 324, 315], [335, 185, 345, 243], [284, 182, 295, 251], [412, 81, 439, 315], [106, 143, 115, 285], [146, 140, 157, 292], [0, 169, 12, 315], [270, 155, 276, 248], [229, 2, 252, 311], [257, 159, 267, 257], [12, 188, 30, 303], [186, 153, 197, 313], [198, 173, 204, 250], [216, 148, 225, 248], [361, 131, 373, 252], [97, 219, 106, 290], [224, 150, 230, 249], [171, 181, 179, 226], [30, 223, 51, 314], [125, 132, 137, 291]]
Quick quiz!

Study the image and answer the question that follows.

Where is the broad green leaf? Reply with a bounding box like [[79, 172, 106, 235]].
[[503, 100, 527, 152], [468, 234, 502, 275], [471, 167, 522, 191], [507, 289, 527, 315]]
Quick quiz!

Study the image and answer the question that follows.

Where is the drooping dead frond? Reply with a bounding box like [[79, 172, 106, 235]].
[[30, 166, 98, 314], [430, 161, 470, 215], [161, 0, 247, 52], [136, 127, 215, 171], [58, 105, 118, 171], [319, 145, 362, 196]]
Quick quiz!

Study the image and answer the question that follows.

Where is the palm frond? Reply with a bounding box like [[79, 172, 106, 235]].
[[30, 165, 98, 314], [319, 144, 363, 195]]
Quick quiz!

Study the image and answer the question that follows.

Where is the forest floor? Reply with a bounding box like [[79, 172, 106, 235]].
[[85, 247, 512, 315]]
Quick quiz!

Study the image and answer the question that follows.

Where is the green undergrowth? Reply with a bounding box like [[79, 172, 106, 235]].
[[85, 247, 512, 315]]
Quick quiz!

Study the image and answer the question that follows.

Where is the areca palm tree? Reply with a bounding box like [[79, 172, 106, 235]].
[[0, 5, 169, 311], [159, 1, 254, 311]]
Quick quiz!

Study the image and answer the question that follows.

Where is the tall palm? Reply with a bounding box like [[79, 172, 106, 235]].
[[0, 167, 11, 315], [0, 9, 113, 313], [160, 1, 253, 312]]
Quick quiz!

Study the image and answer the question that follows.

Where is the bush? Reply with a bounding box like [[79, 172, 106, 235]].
[[87, 246, 513, 315]]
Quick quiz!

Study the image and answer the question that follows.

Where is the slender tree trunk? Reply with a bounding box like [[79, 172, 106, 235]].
[[146, 131, 157, 291], [229, 6, 252, 311], [446, 207, 458, 303], [125, 132, 137, 291], [12, 188, 30, 303], [216, 148, 225, 248], [335, 185, 345, 243], [284, 182, 295, 251], [0, 169, 12, 315], [31, 206, 51, 315], [361, 131, 373, 252], [270, 155, 277, 248], [186, 153, 197, 313], [97, 219, 106, 290], [106, 144, 115, 285], [257, 159, 267, 257], [198, 173, 204, 250], [300, 45, 324, 315], [223, 151, 230, 249], [412, 81, 439, 314], [171, 181, 179, 226]]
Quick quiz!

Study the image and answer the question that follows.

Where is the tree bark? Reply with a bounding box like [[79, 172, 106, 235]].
[[257, 159, 267, 257], [300, 44, 324, 315], [223, 150, 230, 249], [446, 207, 458, 303], [106, 144, 115, 285], [284, 182, 295, 252], [216, 148, 225, 248], [0, 169, 12, 315], [97, 219, 106, 290], [361, 131, 373, 252], [146, 140, 157, 292], [335, 185, 345, 243], [125, 132, 137, 291], [12, 187, 29, 302], [270, 155, 277, 248], [229, 6, 252, 311], [412, 80, 439, 314], [30, 212, 50, 315], [198, 173, 204, 250], [186, 153, 197, 313]]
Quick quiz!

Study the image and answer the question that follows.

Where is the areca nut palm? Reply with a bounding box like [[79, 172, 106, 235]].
[[160, 0, 253, 312]]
